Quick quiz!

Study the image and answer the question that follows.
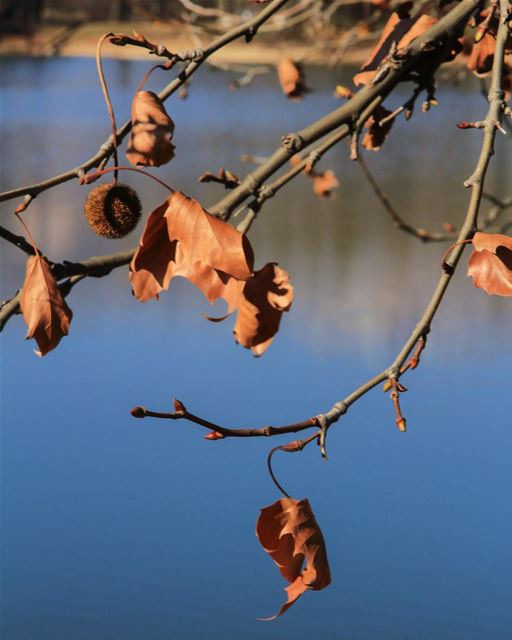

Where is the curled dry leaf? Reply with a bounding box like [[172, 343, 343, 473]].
[[362, 105, 394, 151], [256, 497, 331, 620], [198, 168, 240, 189], [290, 155, 339, 199], [277, 58, 307, 100], [127, 91, 175, 167], [130, 191, 253, 311], [20, 254, 73, 356], [353, 12, 440, 86], [312, 170, 338, 199], [466, 13, 512, 96], [467, 231, 512, 297], [467, 32, 496, 76], [232, 263, 293, 356]]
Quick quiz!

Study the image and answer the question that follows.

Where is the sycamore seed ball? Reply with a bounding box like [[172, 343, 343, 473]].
[[84, 183, 142, 239]]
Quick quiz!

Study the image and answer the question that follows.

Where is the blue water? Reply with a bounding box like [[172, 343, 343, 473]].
[[1, 57, 511, 639]]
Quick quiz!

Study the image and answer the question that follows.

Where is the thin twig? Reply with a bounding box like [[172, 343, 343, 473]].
[[130, 402, 318, 439], [129, 0, 509, 440], [357, 154, 458, 242], [96, 33, 119, 181], [209, 0, 482, 220], [0, 0, 292, 205]]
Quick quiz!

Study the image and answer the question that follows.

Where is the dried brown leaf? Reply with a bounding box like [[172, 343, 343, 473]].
[[20, 254, 73, 356], [467, 32, 496, 76], [289, 155, 339, 198], [353, 13, 438, 86], [127, 91, 175, 167], [362, 105, 394, 151], [130, 192, 253, 311], [233, 263, 293, 356], [256, 497, 331, 620], [277, 58, 306, 100], [467, 231, 512, 297], [165, 191, 253, 281], [312, 170, 339, 199], [129, 200, 177, 301]]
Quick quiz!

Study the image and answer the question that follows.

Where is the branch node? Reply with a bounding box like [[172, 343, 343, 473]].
[[304, 150, 321, 173], [442, 261, 455, 275], [245, 26, 257, 43], [387, 366, 400, 380], [246, 176, 260, 195], [281, 133, 304, 153], [330, 400, 348, 419], [258, 184, 275, 200], [315, 414, 328, 461]]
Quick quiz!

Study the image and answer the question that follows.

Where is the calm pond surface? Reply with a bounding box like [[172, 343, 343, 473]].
[[1, 57, 511, 640]]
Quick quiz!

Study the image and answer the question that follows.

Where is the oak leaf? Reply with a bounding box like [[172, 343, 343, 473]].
[[277, 58, 307, 100], [256, 497, 331, 620], [233, 263, 293, 356], [20, 254, 73, 356], [130, 191, 253, 311], [467, 232, 512, 297], [127, 91, 175, 167]]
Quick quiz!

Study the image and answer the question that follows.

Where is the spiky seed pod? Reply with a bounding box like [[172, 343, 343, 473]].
[[84, 183, 142, 239]]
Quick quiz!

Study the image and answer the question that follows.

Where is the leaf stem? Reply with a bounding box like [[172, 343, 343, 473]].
[[96, 33, 120, 182], [84, 166, 174, 193]]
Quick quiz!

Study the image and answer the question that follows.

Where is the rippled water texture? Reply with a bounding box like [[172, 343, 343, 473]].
[[1, 57, 511, 639]]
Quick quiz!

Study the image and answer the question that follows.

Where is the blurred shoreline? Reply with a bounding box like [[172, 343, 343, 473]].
[[0, 21, 372, 64]]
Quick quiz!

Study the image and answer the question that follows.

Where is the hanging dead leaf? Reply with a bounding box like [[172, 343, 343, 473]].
[[126, 91, 175, 167], [277, 58, 307, 100], [165, 191, 253, 281], [256, 497, 331, 620], [130, 191, 253, 311], [289, 155, 339, 199], [312, 170, 339, 199], [362, 105, 394, 151], [467, 231, 512, 297], [467, 32, 496, 76], [466, 23, 512, 97], [353, 12, 439, 86], [129, 199, 176, 301], [233, 263, 293, 356], [20, 254, 73, 356]]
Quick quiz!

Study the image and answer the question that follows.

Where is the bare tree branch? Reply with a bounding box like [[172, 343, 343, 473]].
[[0, 0, 292, 205], [130, 0, 509, 442], [209, 0, 482, 219]]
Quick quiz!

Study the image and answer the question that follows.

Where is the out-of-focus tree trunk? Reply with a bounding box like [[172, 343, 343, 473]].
[[109, 0, 130, 21]]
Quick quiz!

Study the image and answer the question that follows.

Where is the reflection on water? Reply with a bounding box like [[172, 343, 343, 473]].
[[1, 58, 511, 640]]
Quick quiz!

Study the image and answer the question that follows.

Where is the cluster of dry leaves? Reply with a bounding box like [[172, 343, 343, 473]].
[[17, 7, 512, 368], [14, 1, 512, 623], [129, 190, 294, 356]]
